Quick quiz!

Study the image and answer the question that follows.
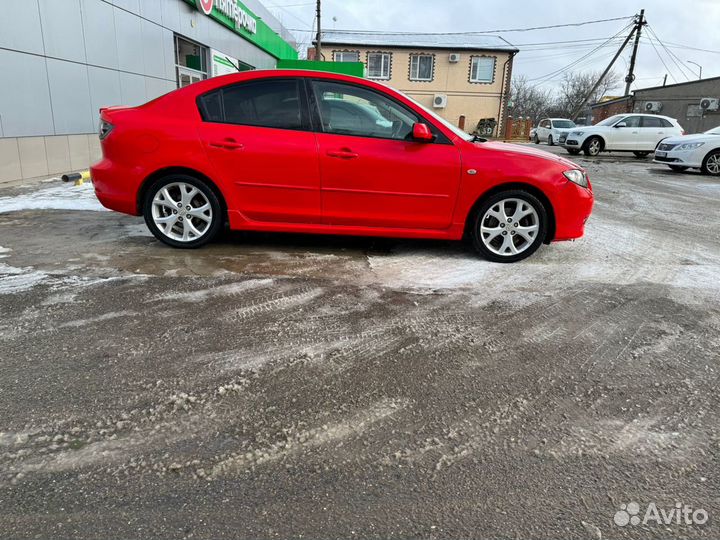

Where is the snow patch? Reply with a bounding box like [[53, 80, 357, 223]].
[[154, 279, 274, 302], [0, 183, 105, 213], [0, 263, 48, 295]]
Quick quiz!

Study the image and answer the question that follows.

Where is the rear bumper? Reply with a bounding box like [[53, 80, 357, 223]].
[[90, 158, 141, 216], [551, 180, 594, 241]]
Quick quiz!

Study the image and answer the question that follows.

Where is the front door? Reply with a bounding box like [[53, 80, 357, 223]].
[[609, 115, 643, 150], [196, 78, 321, 223], [309, 80, 462, 230]]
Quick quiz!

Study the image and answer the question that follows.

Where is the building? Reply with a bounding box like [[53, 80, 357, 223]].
[[591, 77, 720, 132], [0, 0, 298, 185], [310, 31, 518, 136]]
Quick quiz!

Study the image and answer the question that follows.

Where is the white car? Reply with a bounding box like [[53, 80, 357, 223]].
[[654, 126, 720, 175], [533, 118, 576, 146], [560, 114, 684, 157]]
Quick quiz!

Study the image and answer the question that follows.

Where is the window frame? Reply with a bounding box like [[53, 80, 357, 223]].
[[366, 51, 392, 80], [306, 78, 451, 144], [468, 55, 496, 84], [196, 78, 312, 132], [333, 50, 361, 63], [408, 54, 435, 82]]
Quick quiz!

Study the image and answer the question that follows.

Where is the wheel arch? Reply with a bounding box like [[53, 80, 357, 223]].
[[463, 182, 556, 244], [583, 134, 606, 151], [137, 166, 228, 220]]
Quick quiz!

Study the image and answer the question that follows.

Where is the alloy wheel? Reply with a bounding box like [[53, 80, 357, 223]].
[[480, 198, 540, 256], [151, 182, 213, 242], [706, 153, 720, 175], [588, 139, 601, 156]]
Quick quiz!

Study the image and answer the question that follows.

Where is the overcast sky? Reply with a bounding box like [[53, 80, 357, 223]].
[[269, 0, 720, 95]]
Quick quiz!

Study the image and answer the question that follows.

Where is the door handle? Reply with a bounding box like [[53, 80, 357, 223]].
[[631, 131, 639, 134], [327, 149, 358, 159], [209, 139, 244, 150]]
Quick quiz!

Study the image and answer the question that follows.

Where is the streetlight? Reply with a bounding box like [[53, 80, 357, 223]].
[[687, 60, 703, 80]]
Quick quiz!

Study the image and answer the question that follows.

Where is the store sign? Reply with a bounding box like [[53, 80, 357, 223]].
[[195, 0, 257, 34], [211, 49, 240, 77]]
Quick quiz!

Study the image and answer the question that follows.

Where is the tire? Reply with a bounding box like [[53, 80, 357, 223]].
[[567, 149, 581, 155], [701, 149, 720, 176], [143, 174, 223, 249], [669, 165, 688, 172], [533, 134, 540, 144], [633, 151, 650, 158], [548, 135, 554, 146], [583, 136, 603, 157], [471, 190, 548, 263]]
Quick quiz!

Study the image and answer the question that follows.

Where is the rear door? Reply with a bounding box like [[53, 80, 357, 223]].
[[196, 78, 321, 224], [640, 116, 669, 149], [309, 79, 462, 229]]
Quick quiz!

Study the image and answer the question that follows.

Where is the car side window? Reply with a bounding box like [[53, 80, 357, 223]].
[[197, 79, 305, 131], [660, 118, 673, 128], [310, 80, 420, 140], [642, 116, 663, 128], [620, 116, 642, 128]]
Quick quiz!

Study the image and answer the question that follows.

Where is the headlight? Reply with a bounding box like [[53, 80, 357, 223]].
[[563, 169, 588, 188], [675, 142, 705, 151], [99, 120, 114, 140], [572, 131, 585, 136]]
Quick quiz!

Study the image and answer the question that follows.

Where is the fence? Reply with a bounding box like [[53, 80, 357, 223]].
[[504, 117, 534, 140]]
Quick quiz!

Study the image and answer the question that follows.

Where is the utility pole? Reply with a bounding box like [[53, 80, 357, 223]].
[[314, 0, 322, 61], [624, 9, 646, 95]]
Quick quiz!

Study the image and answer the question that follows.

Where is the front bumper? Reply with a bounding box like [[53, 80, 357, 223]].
[[653, 150, 702, 168], [551, 180, 594, 242]]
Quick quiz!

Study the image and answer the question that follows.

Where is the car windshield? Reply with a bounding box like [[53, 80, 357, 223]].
[[704, 126, 720, 135], [596, 115, 625, 126], [553, 120, 576, 129], [402, 92, 474, 141]]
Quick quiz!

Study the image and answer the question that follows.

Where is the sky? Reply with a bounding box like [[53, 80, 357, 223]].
[[266, 0, 720, 96]]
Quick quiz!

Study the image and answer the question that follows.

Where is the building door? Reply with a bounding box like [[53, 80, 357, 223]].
[[177, 66, 204, 88]]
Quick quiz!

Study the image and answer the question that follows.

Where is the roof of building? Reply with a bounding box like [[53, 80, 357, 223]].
[[590, 95, 633, 109], [316, 31, 519, 53], [633, 75, 720, 93]]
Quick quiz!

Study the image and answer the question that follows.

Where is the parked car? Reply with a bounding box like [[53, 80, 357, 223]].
[[529, 127, 537, 142], [534, 118, 576, 146], [654, 126, 720, 175], [91, 70, 594, 263], [561, 114, 684, 157]]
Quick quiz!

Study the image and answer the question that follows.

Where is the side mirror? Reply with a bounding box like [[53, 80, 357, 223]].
[[615, 122, 627, 128], [412, 123, 435, 142]]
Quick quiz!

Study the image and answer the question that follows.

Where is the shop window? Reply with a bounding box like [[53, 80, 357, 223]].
[[367, 52, 391, 80], [333, 51, 360, 63], [469, 56, 495, 83], [409, 54, 434, 82], [175, 35, 208, 88], [198, 79, 304, 131]]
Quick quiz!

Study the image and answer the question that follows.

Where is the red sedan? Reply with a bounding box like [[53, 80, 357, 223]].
[[91, 70, 593, 263]]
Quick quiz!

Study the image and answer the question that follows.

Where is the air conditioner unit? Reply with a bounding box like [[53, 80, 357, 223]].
[[700, 98, 720, 111], [448, 53, 461, 63], [433, 94, 448, 109], [644, 101, 663, 112]]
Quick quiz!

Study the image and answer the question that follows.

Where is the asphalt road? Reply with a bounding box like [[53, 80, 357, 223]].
[[1, 145, 719, 539]]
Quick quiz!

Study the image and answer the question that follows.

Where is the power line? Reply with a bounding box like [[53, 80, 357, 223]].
[[288, 14, 634, 36], [646, 25, 693, 81], [644, 32, 678, 84]]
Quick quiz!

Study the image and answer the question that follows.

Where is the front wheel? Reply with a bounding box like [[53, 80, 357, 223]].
[[533, 134, 540, 144], [633, 151, 650, 158], [701, 150, 720, 176], [548, 135, 554, 146], [471, 190, 548, 263], [583, 137, 603, 157], [669, 165, 688, 172], [143, 175, 223, 249]]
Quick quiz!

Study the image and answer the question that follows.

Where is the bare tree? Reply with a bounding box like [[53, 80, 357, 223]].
[[553, 70, 623, 119], [509, 75, 553, 123]]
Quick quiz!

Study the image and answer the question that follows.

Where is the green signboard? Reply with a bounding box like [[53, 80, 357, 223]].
[[184, 0, 298, 61], [277, 60, 365, 78]]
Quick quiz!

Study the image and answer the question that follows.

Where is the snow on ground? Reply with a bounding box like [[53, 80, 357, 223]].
[[0, 183, 105, 213]]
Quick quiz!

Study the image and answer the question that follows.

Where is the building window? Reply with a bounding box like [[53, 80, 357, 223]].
[[409, 54, 434, 82], [469, 56, 496, 83], [367, 52, 391, 80], [333, 51, 360, 62], [175, 35, 208, 88]]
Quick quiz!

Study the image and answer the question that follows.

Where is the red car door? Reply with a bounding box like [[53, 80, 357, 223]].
[[309, 80, 462, 230], [197, 78, 320, 224]]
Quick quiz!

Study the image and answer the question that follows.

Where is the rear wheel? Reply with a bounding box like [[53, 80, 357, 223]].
[[701, 150, 720, 176], [583, 137, 603, 156], [669, 165, 688, 172], [143, 175, 223, 248], [471, 190, 548, 263], [548, 135, 554, 146], [633, 151, 651, 158]]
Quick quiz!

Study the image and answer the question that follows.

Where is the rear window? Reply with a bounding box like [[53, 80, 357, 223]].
[[198, 79, 304, 130]]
